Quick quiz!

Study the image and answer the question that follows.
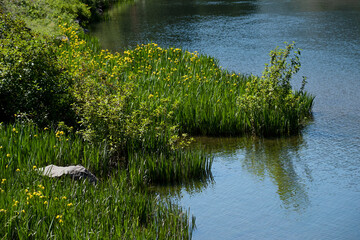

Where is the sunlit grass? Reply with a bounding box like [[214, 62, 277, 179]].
[[0, 122, 196, 239]]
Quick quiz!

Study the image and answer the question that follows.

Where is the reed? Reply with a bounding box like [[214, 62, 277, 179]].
[[0, 122, 195, 239], [128, 148, 213, 187]]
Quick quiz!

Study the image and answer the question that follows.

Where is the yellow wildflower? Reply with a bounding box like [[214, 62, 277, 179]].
[[33, 166, 37, 170], [13, 200, 19, 207], [16, 168, 20, 172], [12, 128, 16, 132], [67, 203, 73, 207], [59, 219, 64, 223], [6, 154, 10, 157], [44, 201, 48, 205], [61, 196, 67, 200], [1, 179, 6, 184]]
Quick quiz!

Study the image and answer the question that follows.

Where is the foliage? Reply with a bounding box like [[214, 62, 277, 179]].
[[0, 13, 76, 126], [237, 42, 314, 136]]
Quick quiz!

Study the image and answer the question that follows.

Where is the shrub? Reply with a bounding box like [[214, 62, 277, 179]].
[[237, 42, 314, 136], [0, 13, 76, 126]]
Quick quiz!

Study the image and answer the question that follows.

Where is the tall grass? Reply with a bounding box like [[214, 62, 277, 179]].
[[0, 122, 196, 239], [0, 122, 109, 176]]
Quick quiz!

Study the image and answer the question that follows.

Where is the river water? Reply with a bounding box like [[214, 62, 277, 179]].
[[90, 0, 360, 239]]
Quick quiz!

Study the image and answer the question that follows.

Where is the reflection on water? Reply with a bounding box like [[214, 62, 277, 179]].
[[242, 137, 310, 211], [151, 176, 215, 200], [90, 0, 259, 52], [193, 136, 310, 210]]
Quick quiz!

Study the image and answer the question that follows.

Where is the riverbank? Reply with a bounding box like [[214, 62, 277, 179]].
[[0, 0, 313, 238]]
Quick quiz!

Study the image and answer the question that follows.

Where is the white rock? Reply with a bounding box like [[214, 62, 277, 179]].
[[38, 164, 98, 184]]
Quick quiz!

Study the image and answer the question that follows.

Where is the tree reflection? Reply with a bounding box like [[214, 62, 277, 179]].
[[242, 137, 310, 211], [194, 135, 311, 211]]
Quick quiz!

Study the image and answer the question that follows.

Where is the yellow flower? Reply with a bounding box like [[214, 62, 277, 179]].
[[22, 210, 25, 213], [16, 169, 20, 172], [0, 146, 2, 149], [0, 209, 6, 213], [34, 135, 38, 137], [61, 196, 67, 200], [56, 215, 62, 219], [1, 179, 6, 184], [33, 166, 37, 170], [148, 94, 154, 99], [6, 154, 10, 157], [13, 200, 19, 207], [44, 127, 48, 130], [44, 201, 48, 205], [67, 203, 73, 207], [12, 128, 16, 132], [59, 219, 64, 223]]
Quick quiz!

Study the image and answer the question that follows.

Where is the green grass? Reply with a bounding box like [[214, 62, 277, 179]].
[[0, 122, 196, 239]]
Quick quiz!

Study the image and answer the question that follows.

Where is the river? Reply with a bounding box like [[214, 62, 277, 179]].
[[90, 0, 360, 239]]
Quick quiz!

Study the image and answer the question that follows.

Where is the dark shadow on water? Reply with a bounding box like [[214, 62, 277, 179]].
[[150, 177, 215, 202]]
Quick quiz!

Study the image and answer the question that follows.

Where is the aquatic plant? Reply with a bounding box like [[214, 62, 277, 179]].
[[0, 122, 195, 239]]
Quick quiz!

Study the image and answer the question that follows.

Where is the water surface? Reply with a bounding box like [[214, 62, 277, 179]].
[[91, 0, 360, 239]]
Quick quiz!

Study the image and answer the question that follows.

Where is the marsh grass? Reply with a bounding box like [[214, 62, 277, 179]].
[[0, 122, 109, 176], [0, 122, 196, 239], [128, 149, 213, 187]]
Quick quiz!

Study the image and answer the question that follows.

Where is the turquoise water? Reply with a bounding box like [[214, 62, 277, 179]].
[[90, 0, 360, 239]]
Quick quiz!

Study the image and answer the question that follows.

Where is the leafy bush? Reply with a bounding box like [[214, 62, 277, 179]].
[[237, 42, 314, 136], [0, 13, 76, 126]]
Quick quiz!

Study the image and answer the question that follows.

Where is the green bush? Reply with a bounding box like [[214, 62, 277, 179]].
[[237, 42, 314, 136], [0, 13, 76, 126]]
